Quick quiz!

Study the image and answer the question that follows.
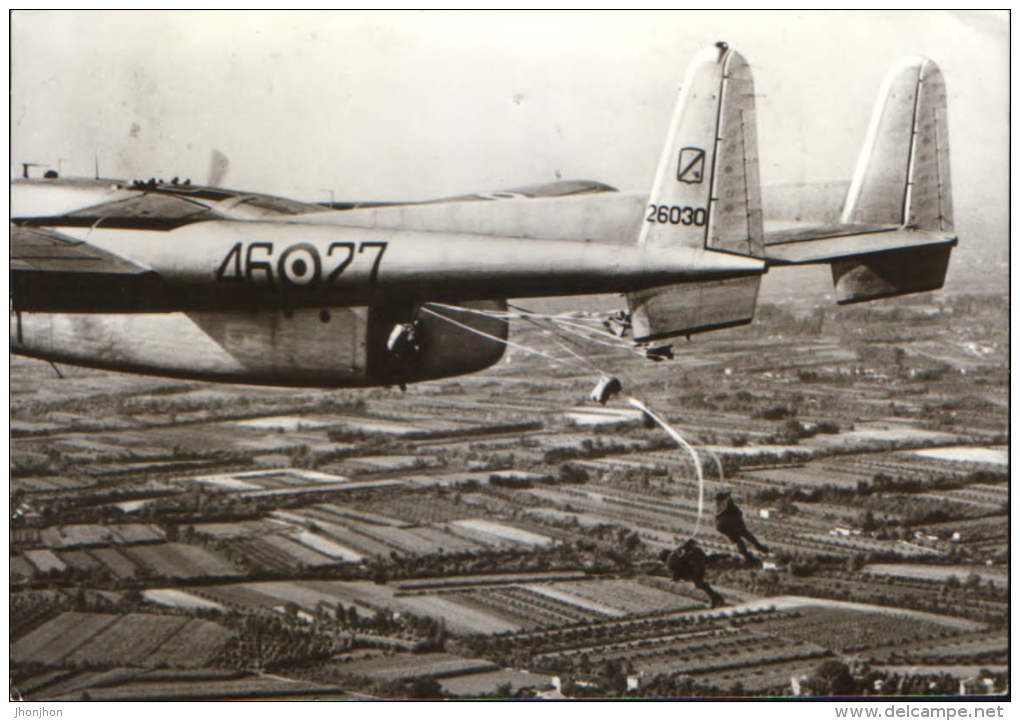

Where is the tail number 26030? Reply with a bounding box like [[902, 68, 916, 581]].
[[215, 241, 387, 287], [645, 205, 707, 226]]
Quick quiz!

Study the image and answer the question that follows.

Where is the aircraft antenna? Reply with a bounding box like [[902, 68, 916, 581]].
[[94, 152, 100, 179], [21, 162, 44, 179]]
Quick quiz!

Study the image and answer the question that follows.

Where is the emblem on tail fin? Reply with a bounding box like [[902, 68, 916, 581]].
[[677, 147, 706, 183]]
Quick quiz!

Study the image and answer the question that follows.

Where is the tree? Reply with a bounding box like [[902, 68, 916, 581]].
[[601, 659, 628, 696], [858, 510, 876, 532], [408, 677, 444, 699], [804, 660, 856, 696]]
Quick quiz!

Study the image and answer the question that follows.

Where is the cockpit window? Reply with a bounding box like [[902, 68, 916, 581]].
[[68, 193, 211, 220]]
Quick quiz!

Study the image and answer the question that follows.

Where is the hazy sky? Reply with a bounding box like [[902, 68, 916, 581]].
[[11, 11, 1008, 261]]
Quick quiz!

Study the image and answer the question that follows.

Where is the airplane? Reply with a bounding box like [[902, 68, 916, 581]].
[[10, 44, 956, 390]]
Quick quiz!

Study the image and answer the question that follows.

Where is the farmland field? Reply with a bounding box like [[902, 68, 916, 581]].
[[199, 581, 375, 618], [194, 584, 291, 612], [11, 554, 37, 579], [24, 549, 66, 573], [345, 495, 472, 525], [110, 523, 165, 544], [550, 579, 704, 616], [191, 520, 282, 539], [402, 526, 483, 554], [142, 589, 226, 612], [864, 564, 1008, 588], [440, 522, 520, 549], [745, 607, 962, 653], [450, 520, 554, 547], [521, 584, 626, 617], [342, 522, 445, 554], [297, 516, 399, 556], [128, 543, 241, 579], [287, 529, 365, 562], [690, 657, 825, 693], [33, 671, 345, 701], [12, 612, 121, 665], [314, 502, 412, 527], [57, 550, 104, 572], [64, 614, 191, 666], [12, 612, 237, 670], [243, 581, 363, 612], [441, 669, 556, 696], [324, 652, 498, 682], [865, 631, 1007, 663], [911, 446, 1008, 465], [390, 594, 522, 634], [233, 415, 333, 431], [260, 534, 336, 567], [40, 524, 120, 548], [89, 548, 138, 578], [143, 619, 236, 667]]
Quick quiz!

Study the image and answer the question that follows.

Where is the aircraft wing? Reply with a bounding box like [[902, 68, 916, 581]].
[[321, 179, 617, 210], [11, 224, 148, 274], [10, 224, 169, 312]]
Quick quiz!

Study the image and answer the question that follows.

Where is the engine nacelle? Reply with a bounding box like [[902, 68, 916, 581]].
[[11, 299, 507, 388]]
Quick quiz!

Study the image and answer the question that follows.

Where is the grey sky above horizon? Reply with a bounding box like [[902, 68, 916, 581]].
[[11, 11, 1008, 263]]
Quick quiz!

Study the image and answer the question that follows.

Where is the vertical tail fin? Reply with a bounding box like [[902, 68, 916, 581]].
[[629, 44, 764, 342], [829, 57, 955, 304], [841, 57, 953, 233], [639, 43, 764, 257]]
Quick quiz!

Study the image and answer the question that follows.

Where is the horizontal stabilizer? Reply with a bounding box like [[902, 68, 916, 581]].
[[763, 226, 955, 265]]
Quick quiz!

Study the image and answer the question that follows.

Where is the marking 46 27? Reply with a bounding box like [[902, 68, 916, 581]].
[[215, 241, 387, 286], [645, 204, 707, 226]]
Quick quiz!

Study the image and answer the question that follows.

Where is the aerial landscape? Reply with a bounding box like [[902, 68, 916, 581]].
[[10, 270, 1008, 699], [9, 10, 1008, 704]]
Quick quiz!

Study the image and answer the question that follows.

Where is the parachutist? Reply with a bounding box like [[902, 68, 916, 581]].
[[387, 321, 424, 360], [715, 490, 770, 563], [660, 540, 724, 608]]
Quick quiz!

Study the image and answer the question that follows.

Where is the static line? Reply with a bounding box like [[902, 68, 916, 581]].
[[627, 396, 705, 542], [424, 302, 705, 541], [419, 305, 575, 368]]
